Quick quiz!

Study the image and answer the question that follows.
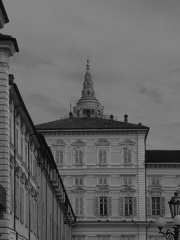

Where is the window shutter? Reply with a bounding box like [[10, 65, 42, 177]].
[[99, 178, 102, 185], [119, 197, 124, 216], [103, 150, 107, 164], [94, 197, 99, 216], [99, 150, 102, 164], [161, 197, 165, 216], [108, 197, 112, 216], [146, 197, 151, 216], [123, 148, 128, 161], [60, 150, 63, 165], [74, 196, 79, 215], [80, 178, 83, 186], [80, 196, 84, 216], [124, 177, 127, 186], [79, 150, 83, 165], [128, 149, 131, 163], [75, 178, 78, 186], [133, 197, 137, 216], [129, 177, 132, 186], [104, 178, 107, 185], [74, 150, 78, 165]]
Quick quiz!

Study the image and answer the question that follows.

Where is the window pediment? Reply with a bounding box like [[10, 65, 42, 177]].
[[71, 139, 86, 146], [120, 235, 135, 240], [96, 186, 110, 195], [119, 139, 135, 146], [148, 187, 163, 196], [95, 138, 110, 146], [53, 139, 66, 146], [121, 186, 136, 196], [72, 186, 86, 195]]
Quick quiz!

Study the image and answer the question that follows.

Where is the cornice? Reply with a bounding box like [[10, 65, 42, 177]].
[[58, 167, 139, 174], [146, 163, 180, 168], [40, 130, 146, 136]]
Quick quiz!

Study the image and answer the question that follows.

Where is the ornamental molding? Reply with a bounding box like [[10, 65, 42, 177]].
[[148, 187, 163, 196], [119, 139, 135, 146], [95, 138, 110, 146], [96, 185, 110, 195], [72, 186, 86, 195], [59, 168, 138, 174], [71, 139, 86, 146], [120, 235, 135, 240], [41, 130, 146, 136], [97, 235, 111, 240], [120, 186, 136, 196], [52, 139, 66, 146], [149, 235, 164, 240], [146, 164, 180, 168]]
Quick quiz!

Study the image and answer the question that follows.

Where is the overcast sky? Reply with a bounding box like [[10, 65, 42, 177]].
[[2, 0, 180, 150]]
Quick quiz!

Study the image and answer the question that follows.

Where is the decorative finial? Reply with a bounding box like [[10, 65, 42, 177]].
[[86, 59, 90, 72]]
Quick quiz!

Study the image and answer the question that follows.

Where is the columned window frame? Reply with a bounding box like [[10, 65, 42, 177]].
[[95, 139, 110, 166], [119, 139, 135, 166], [52, 139, 66, 167], [94, 194, 112, 217]]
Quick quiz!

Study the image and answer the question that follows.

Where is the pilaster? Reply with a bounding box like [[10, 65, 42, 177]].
[[0, 37, 18, 239], [137, 133, 146, 221]]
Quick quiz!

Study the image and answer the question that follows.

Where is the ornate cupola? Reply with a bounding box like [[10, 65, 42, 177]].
[[73, 60, 104, 118]]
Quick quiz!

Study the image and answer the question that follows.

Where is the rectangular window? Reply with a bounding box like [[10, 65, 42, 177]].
[[25, 143, 28, 165], [74, 196, 84, 216], [21, 135, 24, 159], [123, 177, 132, 186], [99, 150, 107, 165], [75, 149, 83, 165], [151, 177, 160, 186], [25, 191, 29, 227], [15, 128, 19, 151], [20, 187, 24, 223], [55, 150, 64, 165], [10, 173, 14, 213], [124, 197, 133, 216], [98, 177, 108, 185], [15, 179, 19, 218], [10, 116, 12, 142], [152, 197, 161, 216], [123, 147, 131, 165], [99, 197, 108, 216], [75, 177, 83, 186]]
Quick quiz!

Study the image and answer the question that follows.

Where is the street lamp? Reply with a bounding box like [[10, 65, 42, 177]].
[[156, 192, 180, 240]]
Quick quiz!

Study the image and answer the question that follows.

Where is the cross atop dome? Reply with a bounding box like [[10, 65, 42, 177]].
[[73, 60, 104, 118]]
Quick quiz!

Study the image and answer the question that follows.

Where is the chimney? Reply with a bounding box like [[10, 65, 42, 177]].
[[110, 114, 114, 121], [124, 114, 128, 123]]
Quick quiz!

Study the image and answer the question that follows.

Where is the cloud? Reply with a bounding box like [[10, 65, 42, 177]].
[[138, 86, 164, 104]]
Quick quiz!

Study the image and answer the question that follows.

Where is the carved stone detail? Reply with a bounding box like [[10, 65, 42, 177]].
[[119, 139, 135, 146], [95, 138, 110, 146], [71, 139, 86, 146], [72, 186, 86, 195], [96, 185, 110, 195], [148, 187, 163, 197], [53, 139, 66, 146], [120, 186, 136, 196]]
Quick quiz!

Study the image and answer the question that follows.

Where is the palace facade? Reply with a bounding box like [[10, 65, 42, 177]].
[[1, 1, 180, 240], [36, 60, 180, 240]]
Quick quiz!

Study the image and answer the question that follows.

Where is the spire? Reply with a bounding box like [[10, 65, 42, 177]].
[[72, 60, 104, 118]]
